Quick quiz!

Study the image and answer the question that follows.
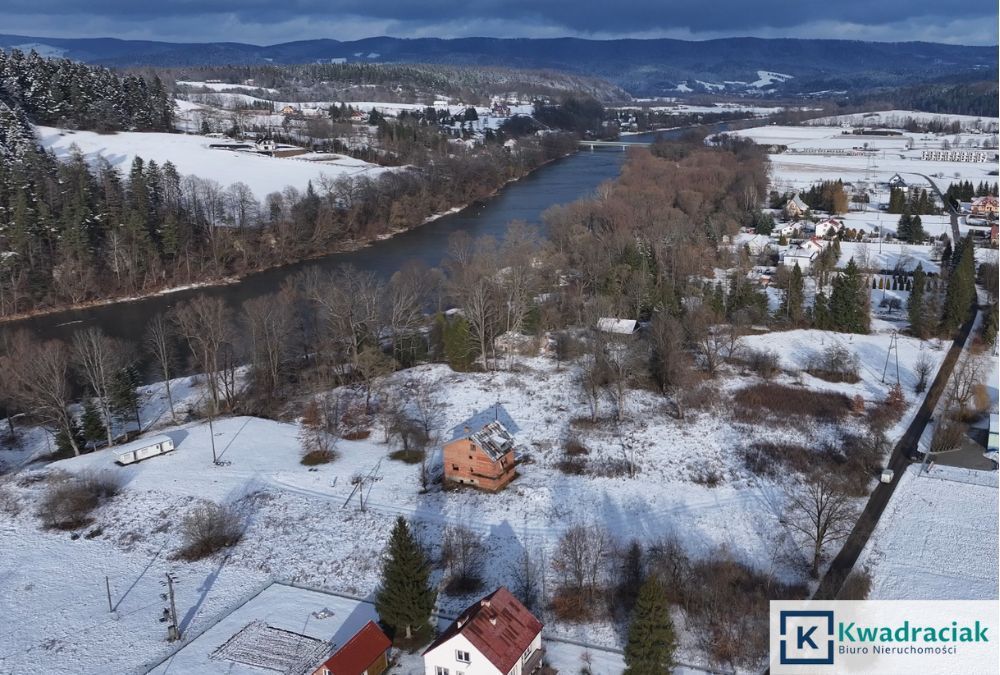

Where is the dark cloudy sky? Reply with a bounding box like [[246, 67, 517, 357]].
[[2, 0, 997, 45]]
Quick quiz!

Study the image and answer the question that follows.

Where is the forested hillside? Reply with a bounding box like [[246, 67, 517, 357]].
[[167, 62, 630, 104], [0, 48, 173, 136], [0, 133, 577, 316]]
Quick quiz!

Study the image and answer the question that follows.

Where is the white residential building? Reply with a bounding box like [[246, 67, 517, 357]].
[[814, 218, 843, 238], [423, 587, 543, 675]]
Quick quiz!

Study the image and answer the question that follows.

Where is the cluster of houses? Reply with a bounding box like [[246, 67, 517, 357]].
[[193, 586, 545, 675], [312, 588, 544, 675]]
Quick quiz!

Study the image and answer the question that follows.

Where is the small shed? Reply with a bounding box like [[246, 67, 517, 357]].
[[114, 434, 175, 466], [596, 318, 638, 335]]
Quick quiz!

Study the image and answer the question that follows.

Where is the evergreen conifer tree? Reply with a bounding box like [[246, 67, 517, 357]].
[[908, 264, 926, 338], [828, 258, 869, 334], [897, 211, 912, 241], [374, 516, 436, 641], [623, 576, 677, 675], [781, 262, 805, 325], [81, 399, 107, 447], [109, 366, 141, 430], [941, 235, 976, 333]]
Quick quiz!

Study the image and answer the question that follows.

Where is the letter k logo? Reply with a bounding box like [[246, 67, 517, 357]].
[[777, 609, 835, 666], [797, 625, 819, 650]]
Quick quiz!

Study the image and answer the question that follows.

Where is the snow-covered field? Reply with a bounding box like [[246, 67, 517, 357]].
[[0, 308, 951, 674], [859, 464, 999, 600], [805, 110, 999, 133], [731, 122, 999, 194], [36, 126, 389, 200], [176, 80, 279, 94]]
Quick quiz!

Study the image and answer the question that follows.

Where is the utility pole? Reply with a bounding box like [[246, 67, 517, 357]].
[[881, 330, 900, 385], [105, 576, 113, 613], [161, 572, 180, 642]]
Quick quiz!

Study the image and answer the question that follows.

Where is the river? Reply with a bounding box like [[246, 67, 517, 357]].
[[12, 127, 715, 346]]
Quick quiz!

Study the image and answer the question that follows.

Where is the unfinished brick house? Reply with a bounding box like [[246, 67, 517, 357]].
[[442, 421, 519, 491]]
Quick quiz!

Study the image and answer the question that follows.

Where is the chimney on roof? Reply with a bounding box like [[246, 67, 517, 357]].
[[489, 617, 497, 626], [481, 599, 491, 607]]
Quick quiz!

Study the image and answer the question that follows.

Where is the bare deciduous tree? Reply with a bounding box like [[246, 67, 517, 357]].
[[441, 525, 486, 593], [946, 350, 988, 418], [578, 352, 607, 423], [782, 474, 859, 578], [145, 313, 178, 423], [552, 523, 611, 601], [72, 327, 127, 447], [913, 350, 933, 394], [242, 293, 295, 400], [172, 295, 235, 412], [511, 546, 542, 611], [929, 419, 967, 455], [602, 343, 636, 423], [3, 333, 79, 455]]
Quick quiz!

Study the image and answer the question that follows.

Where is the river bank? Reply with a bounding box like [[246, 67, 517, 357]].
[[0, 149, 573, 325], [6, 123, 734, 345]]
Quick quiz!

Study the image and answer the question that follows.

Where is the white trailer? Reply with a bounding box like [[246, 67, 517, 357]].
[[114, 435, 176, 465]]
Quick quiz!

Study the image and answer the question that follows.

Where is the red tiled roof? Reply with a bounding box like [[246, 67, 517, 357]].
[[423, 587, 542, 673], [321, 621, 391, 675]]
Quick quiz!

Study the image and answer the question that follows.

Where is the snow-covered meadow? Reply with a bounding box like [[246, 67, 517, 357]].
[[859, 464, 999, 600], [35, 126, 389, 201], [730, 117, 999, 195], [0, 312, 952, 674]]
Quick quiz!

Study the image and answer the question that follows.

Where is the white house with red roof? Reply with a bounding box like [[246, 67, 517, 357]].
[[814, 217, 843, 238], [422, 587, 543, 675]]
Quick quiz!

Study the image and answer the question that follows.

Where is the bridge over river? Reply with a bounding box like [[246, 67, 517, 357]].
[[578, 139, 652, 150]]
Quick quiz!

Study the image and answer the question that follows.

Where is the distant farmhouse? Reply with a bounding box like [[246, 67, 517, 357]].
[[780, 237, 826, 269], [971, 195, 999, 218], [784, 193, 810, 220], [887, 173, 908, 191]]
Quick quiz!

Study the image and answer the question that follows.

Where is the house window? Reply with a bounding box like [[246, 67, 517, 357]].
[[436, 668, 450, 675], [456, 650, 471, 663]]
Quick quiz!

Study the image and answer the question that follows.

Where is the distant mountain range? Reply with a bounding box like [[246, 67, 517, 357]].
[[1, 34, 995, 97]]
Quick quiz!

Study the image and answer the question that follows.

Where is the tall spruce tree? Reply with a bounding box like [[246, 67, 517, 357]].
[[781, 262, 805, 325], [623, 576, 677, 675], [897, 211, 912, 241], [941, 235, 976, 333], [80, 399, 107, 447], [828, 258, 869, 334], [908, 264, 927, 338], [910, 214, 925, 242], [375, 516, 436, 641], [109, 366, 141, 430]]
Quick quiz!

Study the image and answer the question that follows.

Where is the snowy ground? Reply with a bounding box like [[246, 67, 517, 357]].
[[859, 464, 999, 600], [0, 311, 948, 674], [730, 123, 999, 194], [805, 110, 999, 133], [35, 126, 389, 201]]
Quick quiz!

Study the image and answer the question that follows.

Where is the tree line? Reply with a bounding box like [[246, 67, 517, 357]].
[[0, 126, 576, 316], [0, 49, 173, 136]]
